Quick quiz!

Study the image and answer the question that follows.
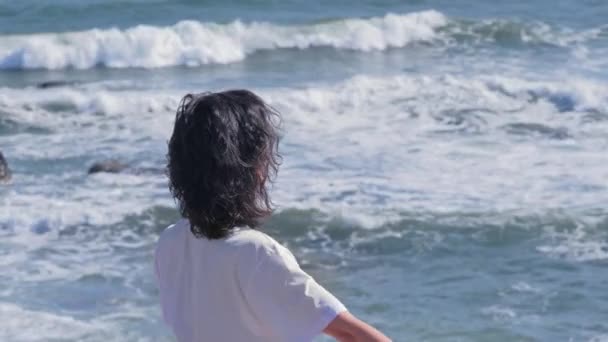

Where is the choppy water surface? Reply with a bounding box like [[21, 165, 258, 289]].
[[1, 1, 607, 341]]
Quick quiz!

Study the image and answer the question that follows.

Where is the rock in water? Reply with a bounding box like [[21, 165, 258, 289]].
[[36, 80, 79, 89], [88, 160, 129, 174], [0, 151, 11, 183]]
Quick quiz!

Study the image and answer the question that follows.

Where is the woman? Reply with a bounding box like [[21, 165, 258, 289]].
[[155, 90, 390, 341]]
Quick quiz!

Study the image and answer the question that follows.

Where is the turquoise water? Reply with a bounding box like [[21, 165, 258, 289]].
[[1, 1, 608, 341]]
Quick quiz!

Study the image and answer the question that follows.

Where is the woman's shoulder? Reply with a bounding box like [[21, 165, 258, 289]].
[[226, 227, 283, 254], [230, 228, 302, 286], [230, 228, 302, 269], [157, 222, 289, 262], [158, 219, 189, 243]]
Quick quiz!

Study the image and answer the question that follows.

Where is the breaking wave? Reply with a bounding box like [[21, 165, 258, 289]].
[[0, 10, 604, 70]]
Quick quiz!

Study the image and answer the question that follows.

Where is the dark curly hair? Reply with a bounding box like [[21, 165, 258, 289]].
[[167, 90, 281, 239]]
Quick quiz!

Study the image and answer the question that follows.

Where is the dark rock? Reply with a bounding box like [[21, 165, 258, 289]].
[[87, 159, 165, 175], [88, 160, 129, 174], [36, 80, 79, 89], [0, 151, 11, 183]]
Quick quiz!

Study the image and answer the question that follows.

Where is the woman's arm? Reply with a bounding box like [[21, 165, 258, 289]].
[[324, 312, 391, 342]]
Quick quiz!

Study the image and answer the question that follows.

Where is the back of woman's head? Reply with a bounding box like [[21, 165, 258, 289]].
[[167, 90, 281, 239]]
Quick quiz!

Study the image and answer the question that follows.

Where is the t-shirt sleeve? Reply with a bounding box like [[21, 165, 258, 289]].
[[242, 241, 347, 342]]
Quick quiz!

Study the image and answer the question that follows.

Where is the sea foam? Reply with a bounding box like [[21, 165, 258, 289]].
[[1, 73, 607, 234], [0, 10, 447, 70], [1, 9, 603, 70]]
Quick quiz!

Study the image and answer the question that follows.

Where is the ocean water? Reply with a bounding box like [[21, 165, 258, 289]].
[[1, 0, 607, 341]]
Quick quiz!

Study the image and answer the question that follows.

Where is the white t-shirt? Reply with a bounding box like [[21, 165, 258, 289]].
[[154, 219, 347, 342]]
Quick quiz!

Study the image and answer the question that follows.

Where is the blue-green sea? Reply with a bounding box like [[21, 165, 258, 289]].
[[1, 1, 608, 341]]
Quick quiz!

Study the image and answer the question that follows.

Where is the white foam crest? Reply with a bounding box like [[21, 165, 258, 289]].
[[0, 86, 180, 159], [0, 172, 172, 240], [0, 301, 167, 341], [0, 10, 447, 70], [0, 86, 180, 118], [259, 74, 608, 221], [483, 75, 608, 111], [459, 19, 607, 47], [2, 73, 606, 129], [537, 223, 608, 262], [590, 335, 608, 342], [481, 305, 517, 320], [511, 281, 541, 293], [533, 23, 607, 47], [0, 302, 100, 341], [1, 73, 607, 232], [537, 239, 608, 262]]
